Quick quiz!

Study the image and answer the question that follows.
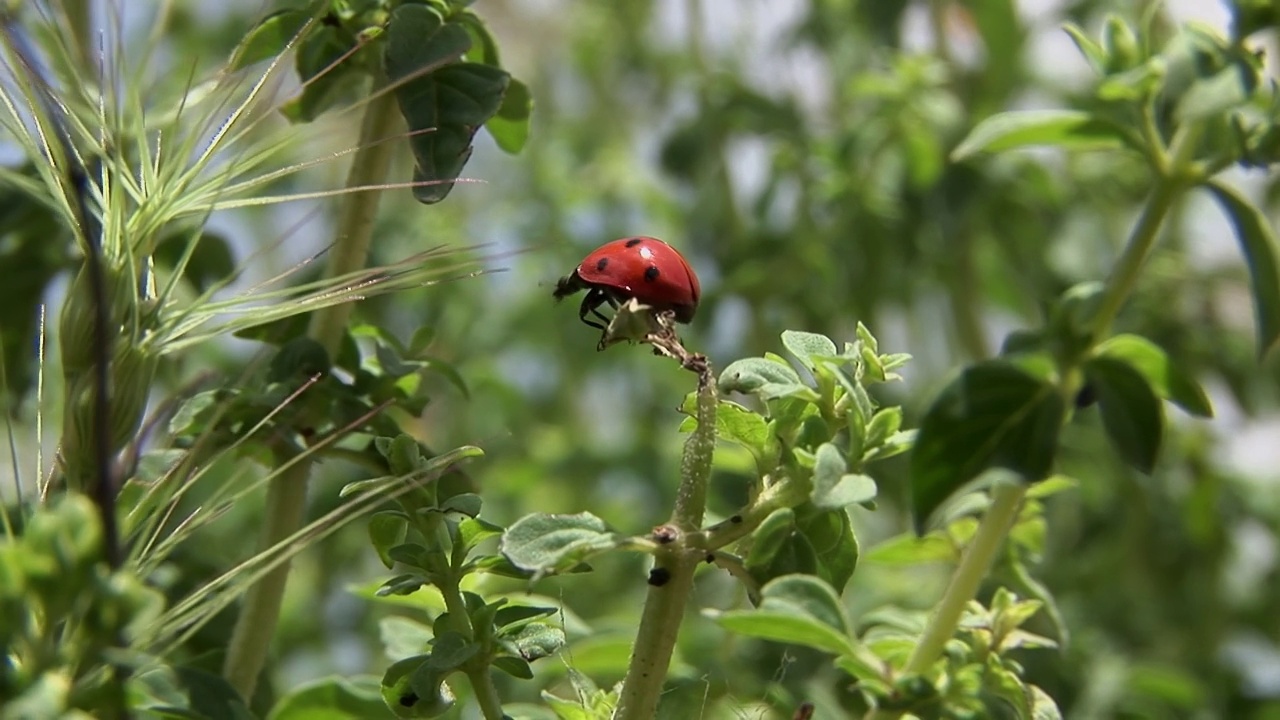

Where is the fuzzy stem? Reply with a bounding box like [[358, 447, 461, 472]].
[[1091, 123, 1201, 340], [222, 89, 402, 700], [864, 482, 1025, 720], [614, 364, 717, 720]]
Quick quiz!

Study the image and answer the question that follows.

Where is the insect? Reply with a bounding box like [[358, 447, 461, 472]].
[[552, 236, 701, 341]]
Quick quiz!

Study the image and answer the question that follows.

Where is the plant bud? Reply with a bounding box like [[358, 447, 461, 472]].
[[1102, 14, 1141, 73], [108, 341, 158, 451], [59, 262, 138, 379]]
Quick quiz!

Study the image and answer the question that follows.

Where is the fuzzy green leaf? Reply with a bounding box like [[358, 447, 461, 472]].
[[488, 77, 533, 154], [231, 9, 311, 71], [369, 511, 409, 570], [385, 5, 508, 204], [719, 357, 816, 401], [267, 675, 386, 720], [952, 110, 1132, 160], [781, 330, 838, 371], [910, 361, 1065, 530], [711, 574, 857, 656], [1094, 334, 1213, 417], [1205, 180, 1280, 357], [500, 512, 625, 575], [1084, 356, 1164, 474]]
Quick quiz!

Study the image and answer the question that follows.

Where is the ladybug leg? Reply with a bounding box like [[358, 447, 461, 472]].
[[577, 288, 609, 331]]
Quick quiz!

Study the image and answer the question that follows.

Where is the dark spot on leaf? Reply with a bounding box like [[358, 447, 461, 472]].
[[648, 567, 671, 586], [705, 553, 715, 563], [731, 515, 743, 524], [595, 257, 609, 272], [644, 265, 660, 282], [625, 237, 644, 247], [399, 693, 418, 707]]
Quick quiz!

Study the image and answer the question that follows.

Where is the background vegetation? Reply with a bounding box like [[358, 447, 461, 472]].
[[3, 0, 1280, 718]]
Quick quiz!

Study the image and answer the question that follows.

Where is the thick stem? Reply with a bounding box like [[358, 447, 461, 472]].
[[1091, 123, 1201, 340], [902, 483, 1024, 675], [615, 363, 717, 719], [612, 550, 700, 720], [465, 666, 506, 720], [222, 90, 402, 700], [865, 483, 1026, 720]]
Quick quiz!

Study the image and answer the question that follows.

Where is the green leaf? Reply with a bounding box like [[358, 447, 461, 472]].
[[154, 231, 236, 294], [386, 5, 509, 204], [1063, 23, 1109, 73], [281, 25, 361, 123], [441, 493, 482, 517], [457, 516, 504, 550], [1176, 64, 1256, 122], [492, 656, 534, 679], [711, 574, 856, 656], [424, 631, 479, 671], [380, 616, 434, 661], [678, 397, 769, 465], [130, 665, 255, 720], [381, 656, 455, 718], [267, 675, 386, 720], [494, 604, 558, 632], [1030, 685, 1064, 719], [385, 5, 472, 80], [951, 110, 1132, 160], [505, 622, 567, 661], [781, 330, 838, 371], [1205, 180, 1280, 356], [797, 505, 859, 593], [369, 511, 409, 569], [910, 361, 1066, 530], [864, 533, 955, 566], [231, 9, 311, 71], [488, 77, 533, 154], [745, 508, 796, 577], [500, 512, 625, 575], [812, 443, 877, 509], [1083, 356, 1164, 473], [719, 357, 816, 401], [1093, 334, 1213, 417]]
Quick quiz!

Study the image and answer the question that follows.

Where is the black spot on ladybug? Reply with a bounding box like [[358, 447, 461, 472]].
[[399, 693, 418, 707], [644, 265, 660, 282], [625, 237, 644, 247], [595, 257, 609, 272], [648, 567, 671, 586]]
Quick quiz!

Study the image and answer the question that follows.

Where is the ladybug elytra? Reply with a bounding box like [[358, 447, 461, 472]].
[[553, 236, 701, 337]]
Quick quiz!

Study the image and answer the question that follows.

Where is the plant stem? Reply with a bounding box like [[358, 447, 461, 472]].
[[465, 665, 506, 720], [1091, 123, 1202, 340], [437, 571, 506, 720], [222, 89, 402, 701], [865, 482, 1026, 720], [615, 363, 717, 720]]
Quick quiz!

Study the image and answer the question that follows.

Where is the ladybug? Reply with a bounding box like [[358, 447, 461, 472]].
[[553, 236, 701, 338]]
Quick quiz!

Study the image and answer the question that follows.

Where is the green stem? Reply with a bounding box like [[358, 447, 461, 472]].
[[465, 665, 506, 720], [437, 572, 505, 720], [222, 89, 402, 701], [615, 364, 717, 720], [865, 483, 1026, 720], [1091, 123, 1202, 340]]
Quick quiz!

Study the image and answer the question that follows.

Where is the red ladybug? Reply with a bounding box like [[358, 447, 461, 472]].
[[553, 236, 701, 337]]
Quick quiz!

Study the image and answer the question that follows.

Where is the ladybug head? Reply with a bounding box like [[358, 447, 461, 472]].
[[552, 271, 584, 301]]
